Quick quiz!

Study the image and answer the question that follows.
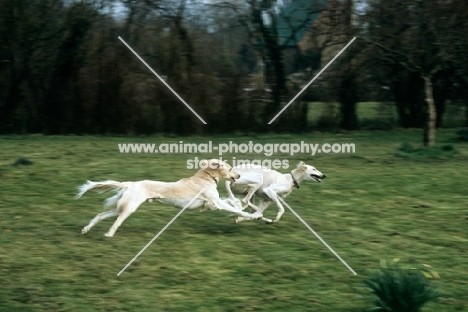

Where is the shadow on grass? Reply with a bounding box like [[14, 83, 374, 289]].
[[12, 157, 33, 166]]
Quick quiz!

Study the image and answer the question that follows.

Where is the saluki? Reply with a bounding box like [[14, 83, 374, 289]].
[[225, 161, 326, 224], [77, 159, 262, 237]]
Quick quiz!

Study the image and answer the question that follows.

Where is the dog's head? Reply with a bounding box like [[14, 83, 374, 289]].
[[296, 161, 326, 183], [202, 159, 240, 182]]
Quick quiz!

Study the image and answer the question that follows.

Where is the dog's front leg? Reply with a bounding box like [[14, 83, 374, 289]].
[[235, 199, 274, 223], [235, 215, 273, 223], [213, 198, 263, 221], [263, 189, 285, 224], [234, 201, 272, 223], [225, 181, 236, 199], [201, 188, 262, 221]]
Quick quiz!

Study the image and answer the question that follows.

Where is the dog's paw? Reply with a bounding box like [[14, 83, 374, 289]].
[[81, 228, 89, 235], [251, 212, 263, 220], [104, 232, 114, 237], [266, 217, 279, 224], [235, 216, 246, 223]]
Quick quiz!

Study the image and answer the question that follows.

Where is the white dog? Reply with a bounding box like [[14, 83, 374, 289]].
[[225, 161, 326, 223], [77, 159, 262, 237]]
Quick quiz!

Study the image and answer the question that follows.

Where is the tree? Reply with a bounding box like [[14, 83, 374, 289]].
[[444, 0, 468, 126], [214, 0, 327, 130], [314, 0, 360, 130], [362, 0, 467, 146], [0, 0, 64, 133], [43, 1, 96, 133]]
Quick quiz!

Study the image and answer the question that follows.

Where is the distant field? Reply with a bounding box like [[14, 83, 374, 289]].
[[307, 102, 467, 128], [1, 129, 467, 311]]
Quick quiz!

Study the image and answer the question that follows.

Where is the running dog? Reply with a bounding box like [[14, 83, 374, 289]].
[[77, 159, 262, 237], [225, 161, 326, 224]]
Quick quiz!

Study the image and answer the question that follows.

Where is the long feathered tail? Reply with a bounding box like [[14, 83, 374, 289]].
[[75, 180, 128, 199]]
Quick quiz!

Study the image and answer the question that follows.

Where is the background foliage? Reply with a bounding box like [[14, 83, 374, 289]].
[[1, 0, 467, 135]]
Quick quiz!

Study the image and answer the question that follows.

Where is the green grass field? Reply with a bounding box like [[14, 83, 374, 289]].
[[1, 129, 467, 311], [307, 102, 467, 129]]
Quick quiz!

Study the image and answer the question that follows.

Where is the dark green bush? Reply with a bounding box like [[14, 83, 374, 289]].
[[394, 142, 457, 159], [361, 259, 442, 312]]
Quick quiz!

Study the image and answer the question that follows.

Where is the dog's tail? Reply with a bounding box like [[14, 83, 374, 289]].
[[75, 180, 128, 199]]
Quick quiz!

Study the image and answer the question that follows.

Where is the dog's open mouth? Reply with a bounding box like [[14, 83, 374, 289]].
[[311, 174, 322, 182]]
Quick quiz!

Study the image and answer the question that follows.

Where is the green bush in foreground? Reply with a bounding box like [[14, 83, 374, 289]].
[[361, 259, 442, 312]]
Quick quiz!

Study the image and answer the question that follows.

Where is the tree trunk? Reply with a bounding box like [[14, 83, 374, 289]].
[[392, 73, 425, 128], [262, 43, 286, 128], [433, 70, 452, 128], [423, 76, 436, 146], [339, 72, 359, 130], [466, 100, 468, 127]]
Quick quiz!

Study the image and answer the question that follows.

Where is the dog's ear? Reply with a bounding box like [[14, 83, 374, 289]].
[[297, 161, 307, 170], [208, 159, 221, 169]]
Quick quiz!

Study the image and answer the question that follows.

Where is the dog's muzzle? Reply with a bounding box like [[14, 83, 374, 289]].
[[231, 174, 240, 182], [311, 174, 325, 182]]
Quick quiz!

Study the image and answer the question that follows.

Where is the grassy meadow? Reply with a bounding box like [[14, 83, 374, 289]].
[[307, 102, 467, 129], [1, 129, 467, 311]]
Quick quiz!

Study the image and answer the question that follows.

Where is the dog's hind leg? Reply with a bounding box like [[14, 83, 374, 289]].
[[82, 209, 120, 234], [247, 195, 257, 212], [104, 195, 147, 237], [229, 173, 263, 211], [104, 211, 132, 237], [82, 191, 122, 235], [241, 184, 261, 208]]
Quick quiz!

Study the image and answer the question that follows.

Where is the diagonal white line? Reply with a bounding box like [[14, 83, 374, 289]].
[[118, 36, 207, 125], [277, 196, 357, 275], [117, 188, 206, 276], [268, 37, 356, 124]]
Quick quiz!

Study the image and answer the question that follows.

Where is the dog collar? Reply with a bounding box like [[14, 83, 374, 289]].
[[290, 173, 299, 189], [202, 170, 219, 184]]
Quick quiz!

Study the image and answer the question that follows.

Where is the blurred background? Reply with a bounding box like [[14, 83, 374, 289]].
[[2, 2, 468, 310], [1, 0, 467, 137]]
